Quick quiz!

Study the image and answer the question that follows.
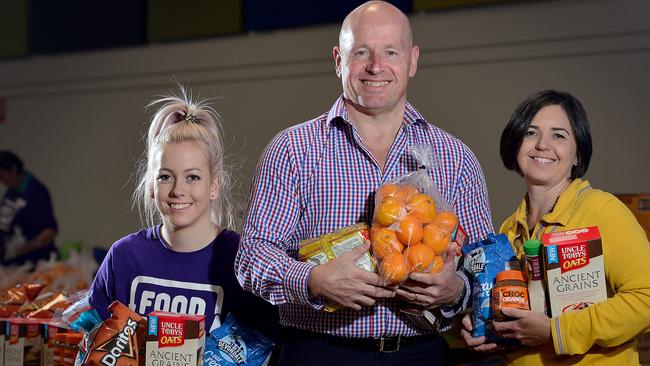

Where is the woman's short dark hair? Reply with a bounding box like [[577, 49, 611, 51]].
[[0, 150, 24, 173], [500, 90, 592, 179]]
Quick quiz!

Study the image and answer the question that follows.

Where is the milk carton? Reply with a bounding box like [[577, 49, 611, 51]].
[[542, 226, 607, 317], [145, 312, 205, 366]]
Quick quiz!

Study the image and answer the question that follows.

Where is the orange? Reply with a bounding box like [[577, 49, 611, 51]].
[[430, 255, 445, 274], [371, 228, 404, 261], [406, 244, 435, 272], [393, 185, 419, 203], [431, 211, 459, 234], [374, 198, 405, 227], [379, 252, 410, 285], [396, 214, 424, 246], [376, 183, 399, 202], [406, 193, 437, 224], [422, 224, 450, 255]]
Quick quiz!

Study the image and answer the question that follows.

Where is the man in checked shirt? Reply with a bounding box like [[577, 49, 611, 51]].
[[236, 1, 494, 365]]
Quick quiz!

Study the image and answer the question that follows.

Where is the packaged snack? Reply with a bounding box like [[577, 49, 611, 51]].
[[81, 301, 147, 366], [4, 318, 43, 366], [0, 283, 46, 317], [204, 314, 273, 366], [462, 233, 517, 342], [298, 223, 375, 311], [542, 226, 607, 317], [371, 145, 461, 285], [145, 311, 205, 366]]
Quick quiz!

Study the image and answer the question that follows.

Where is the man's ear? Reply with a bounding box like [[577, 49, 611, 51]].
[[409, 45, 419, 78], [333, 46, 343, 78]]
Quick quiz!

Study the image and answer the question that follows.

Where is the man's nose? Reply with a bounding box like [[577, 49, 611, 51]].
[[367, 53, 384, 74]]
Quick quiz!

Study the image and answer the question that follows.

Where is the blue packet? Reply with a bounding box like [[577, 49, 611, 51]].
[[462, 233, 517, 342], [204, 313, 274, 366]]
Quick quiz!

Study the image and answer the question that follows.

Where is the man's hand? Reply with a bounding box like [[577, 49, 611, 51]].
[[460, 313, 498, 352], [492, 308, 551, 346], [308, 240, 395, 310], [395, 243, 463, 308]]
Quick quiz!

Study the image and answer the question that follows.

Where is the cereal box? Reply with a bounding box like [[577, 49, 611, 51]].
[[542, 226, 607, 317], [4, 318, 43, 366], [145, 312, 205, 366]]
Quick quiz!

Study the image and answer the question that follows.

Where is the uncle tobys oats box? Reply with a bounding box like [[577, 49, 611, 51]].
[[542, 226, 607, 317], [145, 312, 205, 366]]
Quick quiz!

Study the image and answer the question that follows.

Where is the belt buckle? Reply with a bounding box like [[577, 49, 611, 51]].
[[378, 336, 400, 353]]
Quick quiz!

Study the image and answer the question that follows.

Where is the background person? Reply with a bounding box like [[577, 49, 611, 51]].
[[236, 2, 493, 365], [461, 89, 650, 365], [0, 150, 58, 266]]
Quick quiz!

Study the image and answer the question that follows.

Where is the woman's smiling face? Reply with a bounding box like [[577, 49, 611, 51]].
[[516, 105, 578, 188]]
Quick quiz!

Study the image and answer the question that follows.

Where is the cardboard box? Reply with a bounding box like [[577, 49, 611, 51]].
[[41, 322, 68, 366], [0, 318, 6, 366], [4, 318, 43, 366], [542, 227, 607, 317], [145, 312, 205, 366]]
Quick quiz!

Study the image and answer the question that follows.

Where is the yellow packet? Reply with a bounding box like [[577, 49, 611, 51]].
[[298, 223, 376, 312]]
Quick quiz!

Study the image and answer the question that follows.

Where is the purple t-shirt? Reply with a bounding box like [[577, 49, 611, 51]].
[[90, 226, 277, 334]]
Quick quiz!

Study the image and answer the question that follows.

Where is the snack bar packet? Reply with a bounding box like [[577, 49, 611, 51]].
[[81, 301, 147, 366], [204, 314, 273, 366], [0, 283, 46, 317], [298, 223, 376, 311], [371, 144, 461, 286], [462, 233, 518, 342]]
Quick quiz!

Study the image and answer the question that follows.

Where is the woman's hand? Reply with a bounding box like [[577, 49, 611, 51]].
[[492, 307, 551, 346], [460, 313, 499, 352]]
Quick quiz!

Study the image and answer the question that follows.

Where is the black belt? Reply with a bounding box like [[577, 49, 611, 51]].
[[282, 327, 440, 353]]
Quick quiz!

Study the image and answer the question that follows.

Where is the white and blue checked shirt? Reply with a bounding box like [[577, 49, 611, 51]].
[[236, 96, 493, 338]]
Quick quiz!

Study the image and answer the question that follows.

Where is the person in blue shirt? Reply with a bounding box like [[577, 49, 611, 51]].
[[0, 150, 58, 266]]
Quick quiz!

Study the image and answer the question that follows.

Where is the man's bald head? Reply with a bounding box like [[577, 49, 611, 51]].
[[339, 1, 413, 52]]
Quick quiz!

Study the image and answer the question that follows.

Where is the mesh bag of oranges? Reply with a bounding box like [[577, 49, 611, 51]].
[[371, 146, 460, 286]]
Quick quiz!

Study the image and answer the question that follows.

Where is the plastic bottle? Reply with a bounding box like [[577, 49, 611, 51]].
[[524, 239, 547, 314]]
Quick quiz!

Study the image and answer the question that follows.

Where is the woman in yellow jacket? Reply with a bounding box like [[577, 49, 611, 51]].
[[461, 90, 650, 365]]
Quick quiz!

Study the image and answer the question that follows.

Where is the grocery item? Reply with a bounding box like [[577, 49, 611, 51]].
[[462, 233, 517, 341], [81, 301, 147, 366], [4, 318, 43, 366], [492, 270, 529, 321], [298, 223, 375, 312], [146, 312, 205, 366], [370, 145, 461, 286], [523, 239, 546, 314], [542, 226, 607, 317], [204, 314, 273, 366]]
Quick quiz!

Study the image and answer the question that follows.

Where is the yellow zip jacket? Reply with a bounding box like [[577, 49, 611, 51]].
[[497, 178, 650, 365]]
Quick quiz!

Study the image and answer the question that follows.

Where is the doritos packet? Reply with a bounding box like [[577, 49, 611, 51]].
[[82, 301, 147, 366], [204, 314, 273, 366]]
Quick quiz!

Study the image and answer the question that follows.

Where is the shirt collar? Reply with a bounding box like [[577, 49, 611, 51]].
[[511, 178, 591, 232], [326, 95, 428, 128], [543, 178, 591, 225]]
